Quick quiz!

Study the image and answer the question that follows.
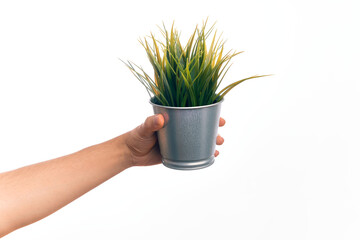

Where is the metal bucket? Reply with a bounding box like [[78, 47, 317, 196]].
[[150, 97, 223, 170]]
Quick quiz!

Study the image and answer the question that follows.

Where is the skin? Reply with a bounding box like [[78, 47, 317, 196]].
[[0, 114, 225, 238]]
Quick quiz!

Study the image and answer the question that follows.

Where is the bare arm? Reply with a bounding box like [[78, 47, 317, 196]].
[[0, 115, 225, 237], [0, 134, 132, 237]]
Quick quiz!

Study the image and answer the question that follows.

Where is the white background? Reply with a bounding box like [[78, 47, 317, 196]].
[[0, 0, 359, 239]]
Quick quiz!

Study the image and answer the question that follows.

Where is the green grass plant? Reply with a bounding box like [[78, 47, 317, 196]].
[[123, 19, 269, 107]]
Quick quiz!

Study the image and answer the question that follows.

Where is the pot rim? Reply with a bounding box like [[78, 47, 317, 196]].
[[149, 97, 224, 110]]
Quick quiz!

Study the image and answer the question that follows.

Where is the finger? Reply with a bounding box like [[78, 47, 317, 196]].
[[214, 150, 219, 157], [216, 134, 224, 145], [137, 114, 165, 139], [219, 117, 226, 127]]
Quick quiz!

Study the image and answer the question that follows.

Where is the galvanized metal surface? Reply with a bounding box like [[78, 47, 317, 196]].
[[150, 98, 223, 170]]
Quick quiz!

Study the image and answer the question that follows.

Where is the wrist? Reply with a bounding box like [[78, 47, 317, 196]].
[[106, 133, 134, 169]]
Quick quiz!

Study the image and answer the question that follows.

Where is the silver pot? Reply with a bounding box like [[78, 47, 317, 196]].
[[150, 97, 223, 170]]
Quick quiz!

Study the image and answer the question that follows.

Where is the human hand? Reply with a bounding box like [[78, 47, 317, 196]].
[[124, 114, 226, 167]]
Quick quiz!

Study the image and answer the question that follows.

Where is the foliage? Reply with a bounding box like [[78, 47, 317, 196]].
[[122, 19, 269, 107]]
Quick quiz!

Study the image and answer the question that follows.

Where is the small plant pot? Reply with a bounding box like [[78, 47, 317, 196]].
[[150, 97, 223, 170]]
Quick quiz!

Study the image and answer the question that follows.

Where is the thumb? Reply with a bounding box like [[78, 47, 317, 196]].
[[137, 114, 165, 139]]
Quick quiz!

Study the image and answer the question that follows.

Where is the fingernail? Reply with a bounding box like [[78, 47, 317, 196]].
[[153, 114, 160, 127]]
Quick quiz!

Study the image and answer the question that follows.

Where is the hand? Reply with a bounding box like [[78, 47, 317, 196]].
[[124, 114, 226, 167]]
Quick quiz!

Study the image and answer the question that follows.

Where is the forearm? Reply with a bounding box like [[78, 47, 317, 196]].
[[0, 134, 132, 237]]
